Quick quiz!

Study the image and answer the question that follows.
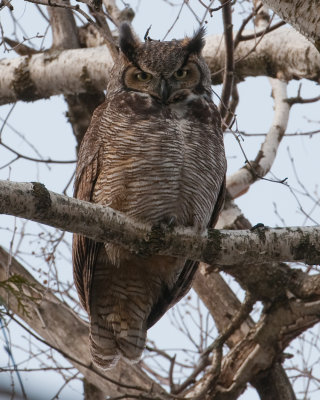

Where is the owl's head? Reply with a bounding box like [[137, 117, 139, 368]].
[[107, 23, 211, 104]]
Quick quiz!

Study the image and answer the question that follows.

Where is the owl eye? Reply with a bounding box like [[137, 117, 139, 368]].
[[136, 71, 152, 82], [173, 69, 188, 80]]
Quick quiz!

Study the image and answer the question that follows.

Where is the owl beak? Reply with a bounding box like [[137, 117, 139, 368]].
[[159, 79, 169, 104]]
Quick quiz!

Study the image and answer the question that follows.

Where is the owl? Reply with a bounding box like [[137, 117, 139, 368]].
[[72, 23, 226, 370]]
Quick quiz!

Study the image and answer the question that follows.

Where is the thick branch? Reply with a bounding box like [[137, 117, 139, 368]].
[[1, 29, 319, 105], [47, 2, 80, 49], [261, 0, 320, 50], [0, 180, 320, 266], [187, 296, 320, 399], [0, 45, 113, 104], [47, 2, 105, 149]]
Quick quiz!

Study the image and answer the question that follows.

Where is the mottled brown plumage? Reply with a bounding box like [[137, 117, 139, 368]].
[[72, 23, 226, 369]]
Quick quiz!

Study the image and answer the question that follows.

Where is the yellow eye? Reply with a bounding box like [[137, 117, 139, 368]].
[[173, 69, 188, 80], [136, 71, 152, 82]]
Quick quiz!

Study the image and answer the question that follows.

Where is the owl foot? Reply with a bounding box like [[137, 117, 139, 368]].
[[158, 214, 177, 231]]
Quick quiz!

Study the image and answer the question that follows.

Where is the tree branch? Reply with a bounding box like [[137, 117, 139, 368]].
[[0, 180, 320, 266], [187, 295, 320, 399], [188, 199, 314, 399], [1, 29, 319, 105], [47, 1, 105, 149], [194, 198, 297, 400], [261, 0, 320, 50]]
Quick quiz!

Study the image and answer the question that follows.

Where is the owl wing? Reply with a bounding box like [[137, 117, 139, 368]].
[[72, 104, 105, 312], [147, 176, 226, 329]]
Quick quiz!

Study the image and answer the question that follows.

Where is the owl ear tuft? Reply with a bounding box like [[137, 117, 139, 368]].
[[185, 26, 206, 54], [119, 22, 139, 62]]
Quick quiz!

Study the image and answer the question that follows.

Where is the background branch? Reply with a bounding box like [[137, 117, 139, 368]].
[[1, 29, 319, 105]]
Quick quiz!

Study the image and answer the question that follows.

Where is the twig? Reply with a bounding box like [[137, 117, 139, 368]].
[[286, 94, 320, 106], [225, 129, 320, 137], [162, 0, 185, 40], [25, 0, 119, 60], [0, 104, 16, 140], [171, 352, 211, 394], [138, 361, 169, 386], [193, 292, 255, 397], [49, 371, 79, 400], [2, 35, 42, 55], [0, 0, 13, 10], [0, 141, 76, 164], [233, 3, 263, 49], [218, 0, 234, 119], [0, 317, 28, 399], [25, 0, 96, 24], [222, 80, 239, 130], [169, 354, 176, 393], [198, 0, 233, 16], [35, 3, 50, 21], [0, 156, 19, 170], [202, 292, 255, 358], [239, 20, 285, 42]]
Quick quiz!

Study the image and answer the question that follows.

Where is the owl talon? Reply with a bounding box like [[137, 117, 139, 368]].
[[159, 215, 177, 231]]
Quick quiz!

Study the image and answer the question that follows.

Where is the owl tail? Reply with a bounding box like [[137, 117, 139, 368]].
[[89, 307, 147, 370], [87, 250, 150, 369]]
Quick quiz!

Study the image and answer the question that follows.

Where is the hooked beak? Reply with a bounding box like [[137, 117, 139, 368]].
[[159, 79, 169, 104]]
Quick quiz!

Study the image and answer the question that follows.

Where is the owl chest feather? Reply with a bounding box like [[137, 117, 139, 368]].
[[93, 92, 225, 232]]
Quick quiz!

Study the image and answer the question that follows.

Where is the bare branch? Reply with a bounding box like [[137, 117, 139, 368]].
[[2, 36, 41, 55], [0, 180, 320, 266], [238, 20, 286, 42], [286, 94, 320, 106], [1, 29, 319, 105], [0, 140, 76, 164]]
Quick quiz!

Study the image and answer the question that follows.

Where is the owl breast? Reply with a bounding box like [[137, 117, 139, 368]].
[[93, 92, 226, 233]]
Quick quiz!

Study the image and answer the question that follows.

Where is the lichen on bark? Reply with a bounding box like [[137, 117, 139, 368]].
[[31, 182, 52, 214], [292, 232, 319, 264], [12, 57, 38, 102], [80, 66, 99, 94], [203, 228, 222, 264]]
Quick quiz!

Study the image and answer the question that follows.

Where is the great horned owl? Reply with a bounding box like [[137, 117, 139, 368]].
[[72, 23, 226, 370]]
